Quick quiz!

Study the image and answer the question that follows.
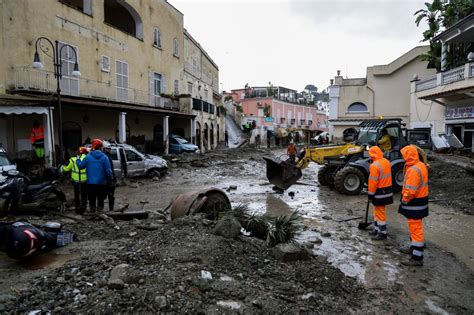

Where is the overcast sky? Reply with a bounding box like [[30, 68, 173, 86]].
[[171, 0, 429, 92]]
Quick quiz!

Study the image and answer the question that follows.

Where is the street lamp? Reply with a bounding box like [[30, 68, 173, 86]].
[[32, 37, 81, 163]]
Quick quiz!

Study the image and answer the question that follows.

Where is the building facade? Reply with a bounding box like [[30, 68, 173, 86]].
[[328, 46, 438, 141], [226, 86, 328, 139], [0, 0, 223, 166], [412, 13, 474, 151]]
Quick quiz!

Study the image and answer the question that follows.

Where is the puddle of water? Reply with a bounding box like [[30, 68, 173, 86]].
[[0, 251, 79, 271], [216, 300, 242, 310]]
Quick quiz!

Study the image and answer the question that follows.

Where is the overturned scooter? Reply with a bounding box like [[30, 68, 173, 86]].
[[0, 221, 76, 259], [0, 169, 66, 217]]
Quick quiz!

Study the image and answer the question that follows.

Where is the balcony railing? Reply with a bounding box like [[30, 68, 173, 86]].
[[442, 66, 465, 84], [415, 77, 437, 92], [471, 64, 474, 78], [12, 67, 178, 110]]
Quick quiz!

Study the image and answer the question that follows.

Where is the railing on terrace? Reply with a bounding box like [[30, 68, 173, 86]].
[[415, 77, 437, 92], [442, 66, 465, 84], [470, 64, 474, 78], [12, 67, 178, 110]]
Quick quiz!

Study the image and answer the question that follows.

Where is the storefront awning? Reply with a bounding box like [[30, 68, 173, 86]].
[[0, 106, 51, 115]]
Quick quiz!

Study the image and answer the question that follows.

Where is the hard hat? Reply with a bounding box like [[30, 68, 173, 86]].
[[91, 139, 103, 150]]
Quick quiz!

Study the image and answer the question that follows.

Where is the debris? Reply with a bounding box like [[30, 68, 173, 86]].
[[104, 211, 149, 221], [107, 279, 125, 290], [321, 231, 331, 237], [169, 188, 232, 220], [288, 191, 295, 197], [97, 213, 120, 230], [213, 215, 241, 239], [200, 270, 213, 280], [272, 243, 311, 262], [128, 232, 138, 237], [109, 264, 143, 285], [154, 295, 168, 309], [136, 224, 161, 231]]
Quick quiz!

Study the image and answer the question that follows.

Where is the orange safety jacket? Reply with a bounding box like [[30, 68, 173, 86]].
[[398, 145, 429, 219], [30, 126, 44, 145], [368, 146, 393, 206], [287, 144, 297, 156]]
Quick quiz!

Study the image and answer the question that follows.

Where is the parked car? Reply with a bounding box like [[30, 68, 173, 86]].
[[85, 142, 168, 179], [0, 147, 17, 182], [169, 134, 200, 154]]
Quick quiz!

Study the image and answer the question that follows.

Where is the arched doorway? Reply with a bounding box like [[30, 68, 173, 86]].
[[217, 123, 220, 146], [204, 123, 209, 149], [196, 122, 201, 150], [62, 121, 82, 158], [210, 123, 214, 148], [152, 123, 163, 152], [104, 0, 143, 39]]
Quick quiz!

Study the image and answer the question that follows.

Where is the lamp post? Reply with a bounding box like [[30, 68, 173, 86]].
[[32, 37, 81, 164]]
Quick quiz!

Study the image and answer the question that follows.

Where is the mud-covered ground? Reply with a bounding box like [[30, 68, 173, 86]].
[[0, 147, 473, 313]]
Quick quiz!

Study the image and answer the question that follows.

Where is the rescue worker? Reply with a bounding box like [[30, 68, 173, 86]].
[[76, 139, 112, 212], [287, 141, 297, 163], [30, 120, 44, 158], [102, 143, 116, 211], [61, 147, 88, 214], [367, 146, 393, 240], [399, 145, 429, 266], [378, 128, 392, 152]]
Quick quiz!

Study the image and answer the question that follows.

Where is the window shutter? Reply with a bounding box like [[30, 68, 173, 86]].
[[149, 71, 154, 106], [162, 74, 167, 94]]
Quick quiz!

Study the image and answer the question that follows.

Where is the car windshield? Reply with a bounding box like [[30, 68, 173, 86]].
[[174, 137, 188, 144], [0, 152, 12, 167], [357, 129, 378, 145]]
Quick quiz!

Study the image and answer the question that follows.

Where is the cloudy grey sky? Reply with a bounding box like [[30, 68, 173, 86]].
[[171, 0, 428, 92]]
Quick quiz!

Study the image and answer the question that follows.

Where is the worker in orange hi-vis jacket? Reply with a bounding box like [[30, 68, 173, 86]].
[[398, 145, 429, 267], [367, 146, 393, 241]]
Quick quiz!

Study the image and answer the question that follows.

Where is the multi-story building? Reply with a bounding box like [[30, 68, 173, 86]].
[[328, 46, 438, 142], [226, 86, 328, 139], [412, 13, 474, 151], [0, 0, 223, 166], [182, 29, 224, 153]]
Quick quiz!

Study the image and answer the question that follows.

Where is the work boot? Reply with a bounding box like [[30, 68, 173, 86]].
[[371, 233, 387, 241], [368, 229, 378, 236], [399, 245, 413, 255], [401, 257, 423, 267]]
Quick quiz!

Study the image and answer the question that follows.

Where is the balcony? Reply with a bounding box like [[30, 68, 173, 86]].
[[415, 61, 474, 101], [11, 66, 178, 110]]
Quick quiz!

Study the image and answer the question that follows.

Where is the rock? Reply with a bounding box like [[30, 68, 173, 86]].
[[56, 277, 66, 284], [229, 185, 238, 190], [322, 215, 332, 220], [288, 191, 295, 197], [107, 279, 125, 290], [213, 216, 241, 239], [311, 238, 323, 244], [202, 219, 214, 226], [109, 264, 143, 285], [129, 232, 138, 237], [272, 243, 311, 262], [154, 295, 168, 309], [0, 294, 16, 304], [321, 231, 331, 237]]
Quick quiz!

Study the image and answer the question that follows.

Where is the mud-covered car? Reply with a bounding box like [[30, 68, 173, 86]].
[[103, 143, 168, 179]]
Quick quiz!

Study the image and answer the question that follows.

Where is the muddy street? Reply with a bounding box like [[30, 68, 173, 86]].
[[1, 147, 473, 313]]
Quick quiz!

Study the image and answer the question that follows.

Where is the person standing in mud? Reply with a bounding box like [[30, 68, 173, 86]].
[[61, 147, 88, 214], [76, 139, 112, 213], [102, 143, 116, 211], [367, 146, 393, 240], [398, 145, 429, 266], [287, 141, 297, 163]]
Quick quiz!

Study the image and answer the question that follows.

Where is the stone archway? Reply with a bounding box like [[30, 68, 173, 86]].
[[204, 123, 209, 150], [210, 123, 215, 148], [196, 121, 201, 151]]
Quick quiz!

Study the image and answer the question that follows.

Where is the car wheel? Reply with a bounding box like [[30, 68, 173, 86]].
[[317, 165, 337, 187], [391, 163, 404, 193], [146, 169, 161, 179]]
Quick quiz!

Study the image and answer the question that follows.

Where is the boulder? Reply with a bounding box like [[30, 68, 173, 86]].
[[213, 216, 241, 239], [109, 264, 143, 285], [272, 243, 310, 262]]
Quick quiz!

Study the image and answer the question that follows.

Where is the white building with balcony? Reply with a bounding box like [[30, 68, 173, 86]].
[[411, 13, 474, 151]]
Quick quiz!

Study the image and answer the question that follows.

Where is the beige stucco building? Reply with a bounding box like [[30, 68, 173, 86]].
[[183, 29, 224, 152], [0, 0, 223, 166], [328, 46, 438, 141]]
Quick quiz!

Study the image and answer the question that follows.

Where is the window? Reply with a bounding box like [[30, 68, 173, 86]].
[[125, 149, 142, 162], [116, 60, 128, 102], [104, 0, 143, 39], [101, 55, 110, 72], [173, 38, 179, 57], [59, 42, 79, 96], [59, 0, 92, 15], [110, 149, 118, 160], [174, 80, 179, 95], [187, 82, 193, 94], [258, 109, 264, 117], [347, 102, 368, 112], [153, 27, 161, 48], [153, 72, 162, 96], [204, 89, 208, 99]]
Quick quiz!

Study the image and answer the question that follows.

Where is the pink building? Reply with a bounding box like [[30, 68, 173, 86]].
[[227, 87, 328, 134]]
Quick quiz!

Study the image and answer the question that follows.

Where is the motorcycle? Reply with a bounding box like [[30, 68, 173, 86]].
[[0, 169, 66, 217]]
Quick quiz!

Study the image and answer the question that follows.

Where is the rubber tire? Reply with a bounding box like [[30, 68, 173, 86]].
[[317, 165, 336, 187], [334, 166, 365, 195], [391, 163, 404, 193], [146, 169, 161, 179]]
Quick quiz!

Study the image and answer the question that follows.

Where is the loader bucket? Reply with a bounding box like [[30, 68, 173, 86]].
[[263, 157, 302, 190]]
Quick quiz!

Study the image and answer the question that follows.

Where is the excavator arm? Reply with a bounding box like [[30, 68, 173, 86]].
[[296, 143, 365, 169]]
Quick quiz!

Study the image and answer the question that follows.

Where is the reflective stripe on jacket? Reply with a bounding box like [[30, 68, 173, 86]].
[[368, 146, 393, 206], [399, 145, 429, 219], [62, 154, 87, 183], [30, 127, 44, 145]]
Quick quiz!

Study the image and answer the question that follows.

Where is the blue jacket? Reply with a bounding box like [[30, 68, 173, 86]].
[[76, 150, 112, 185]]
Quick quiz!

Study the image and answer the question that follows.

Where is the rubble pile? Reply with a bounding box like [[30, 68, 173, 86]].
[[5, 215, 370, 313]]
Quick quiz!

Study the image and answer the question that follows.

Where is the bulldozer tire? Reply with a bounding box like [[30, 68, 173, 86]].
[[334, 166, 364, 195], [392, 163, 404, 193], [317, 165, 336, 187]]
